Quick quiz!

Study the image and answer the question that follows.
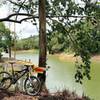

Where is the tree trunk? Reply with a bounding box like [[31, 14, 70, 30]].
[[0, 53, 2, 62], [8, 46, 11, 58], [38, 0, 47, 85]]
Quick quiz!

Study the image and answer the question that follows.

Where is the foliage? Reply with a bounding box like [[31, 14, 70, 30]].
[[0, 22, 14, 57], [0, 0, 100, 83], [4, 29, 14, 47], [46, 0, 100, 83], [0, 22, 6, 60], [16, 35, 39, 50], [0, 23, 6, 49], [47, 31, 69, 54]]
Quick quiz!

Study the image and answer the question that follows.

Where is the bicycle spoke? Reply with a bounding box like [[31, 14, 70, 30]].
[[0, 72, 11, 90], [24, 76, 41, 96]]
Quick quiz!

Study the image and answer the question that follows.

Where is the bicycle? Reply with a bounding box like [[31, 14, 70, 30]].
[[0, 61, 44, 96]]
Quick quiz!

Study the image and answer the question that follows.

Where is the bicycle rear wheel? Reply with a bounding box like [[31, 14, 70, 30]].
[[24, 76, 41, 96], [0, 71, 12, 90]]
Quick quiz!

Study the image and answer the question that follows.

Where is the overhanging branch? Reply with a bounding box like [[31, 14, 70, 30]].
[[0, 12, 95, 23], [6, 13, 33, 18], [0, 13, 34, 23], [15, 0, 27, 20], [7, 0, 24, 8]]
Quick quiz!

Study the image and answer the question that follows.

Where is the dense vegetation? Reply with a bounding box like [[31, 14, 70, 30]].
[[15, 17, 100, 55], [16, 35, 39, 50], [0, 22, 14, 59]]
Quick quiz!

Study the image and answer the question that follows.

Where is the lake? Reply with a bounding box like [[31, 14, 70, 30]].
[[6, 52, 100, 100]]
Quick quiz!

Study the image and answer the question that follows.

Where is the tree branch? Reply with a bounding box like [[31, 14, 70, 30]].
[[7, 0, 24, 8], [0, 13, 34, 23], [0, 12, 95, 24], [7, 13, 33, 18], [20, 16, 36, 23], [0, 18, 21, 23], [15, 0, 27, 20]]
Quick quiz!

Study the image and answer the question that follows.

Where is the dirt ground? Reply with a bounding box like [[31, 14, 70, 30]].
[[0, 89, 90, 100], [0, 90, 38, 100]]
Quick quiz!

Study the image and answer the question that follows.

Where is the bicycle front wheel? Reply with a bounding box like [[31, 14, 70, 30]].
[[0, 71, 12, 90], [24, 76, 41, 96]]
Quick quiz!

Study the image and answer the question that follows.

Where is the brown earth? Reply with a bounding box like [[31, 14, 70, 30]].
[[0, 89, 90, 100], [0, 90, 38, 100]]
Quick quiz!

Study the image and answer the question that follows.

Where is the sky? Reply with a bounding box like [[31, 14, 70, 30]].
[[0, 0, 97, 39], [0, 5, 39, 39]]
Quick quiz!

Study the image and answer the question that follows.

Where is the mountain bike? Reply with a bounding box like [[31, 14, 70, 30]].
[[0, 61, 42, 96]]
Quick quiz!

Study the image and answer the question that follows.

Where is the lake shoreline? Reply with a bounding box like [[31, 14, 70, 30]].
[[14, 50, 100, 62], [53, 53, 100, 62]]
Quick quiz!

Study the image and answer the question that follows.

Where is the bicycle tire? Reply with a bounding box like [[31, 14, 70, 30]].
[[0, 71, 12, 90], [24, 76, 41, 96]]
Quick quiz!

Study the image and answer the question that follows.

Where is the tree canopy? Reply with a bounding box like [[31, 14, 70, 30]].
[[0, 0, 100, 83], [0, 22, 14, 59]]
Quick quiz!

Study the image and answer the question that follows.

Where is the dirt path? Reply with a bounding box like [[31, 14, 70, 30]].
[[0, 90, 89, 100], [0, 90, 38, 100]]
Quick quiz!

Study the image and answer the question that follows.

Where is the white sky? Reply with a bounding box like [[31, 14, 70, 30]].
[[0, 5, 39, 39], [0, 0, 97, 39]]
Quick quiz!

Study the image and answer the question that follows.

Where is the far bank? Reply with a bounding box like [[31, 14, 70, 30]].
[[11, 49, 100, 63]]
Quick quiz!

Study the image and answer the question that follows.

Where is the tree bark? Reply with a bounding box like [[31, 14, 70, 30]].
[[38, 0, 47, 85], [8, 46, 11, 58]]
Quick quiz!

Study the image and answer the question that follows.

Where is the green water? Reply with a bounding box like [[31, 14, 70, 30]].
[[15, 52, 100, 100]]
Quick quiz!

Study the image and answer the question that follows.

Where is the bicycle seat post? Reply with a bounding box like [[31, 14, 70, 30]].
[[9, 61, 16, 75]]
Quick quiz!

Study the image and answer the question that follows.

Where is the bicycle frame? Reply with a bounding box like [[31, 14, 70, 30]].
[[8, 61, 49, 85], [10, 66, 29, 84]]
